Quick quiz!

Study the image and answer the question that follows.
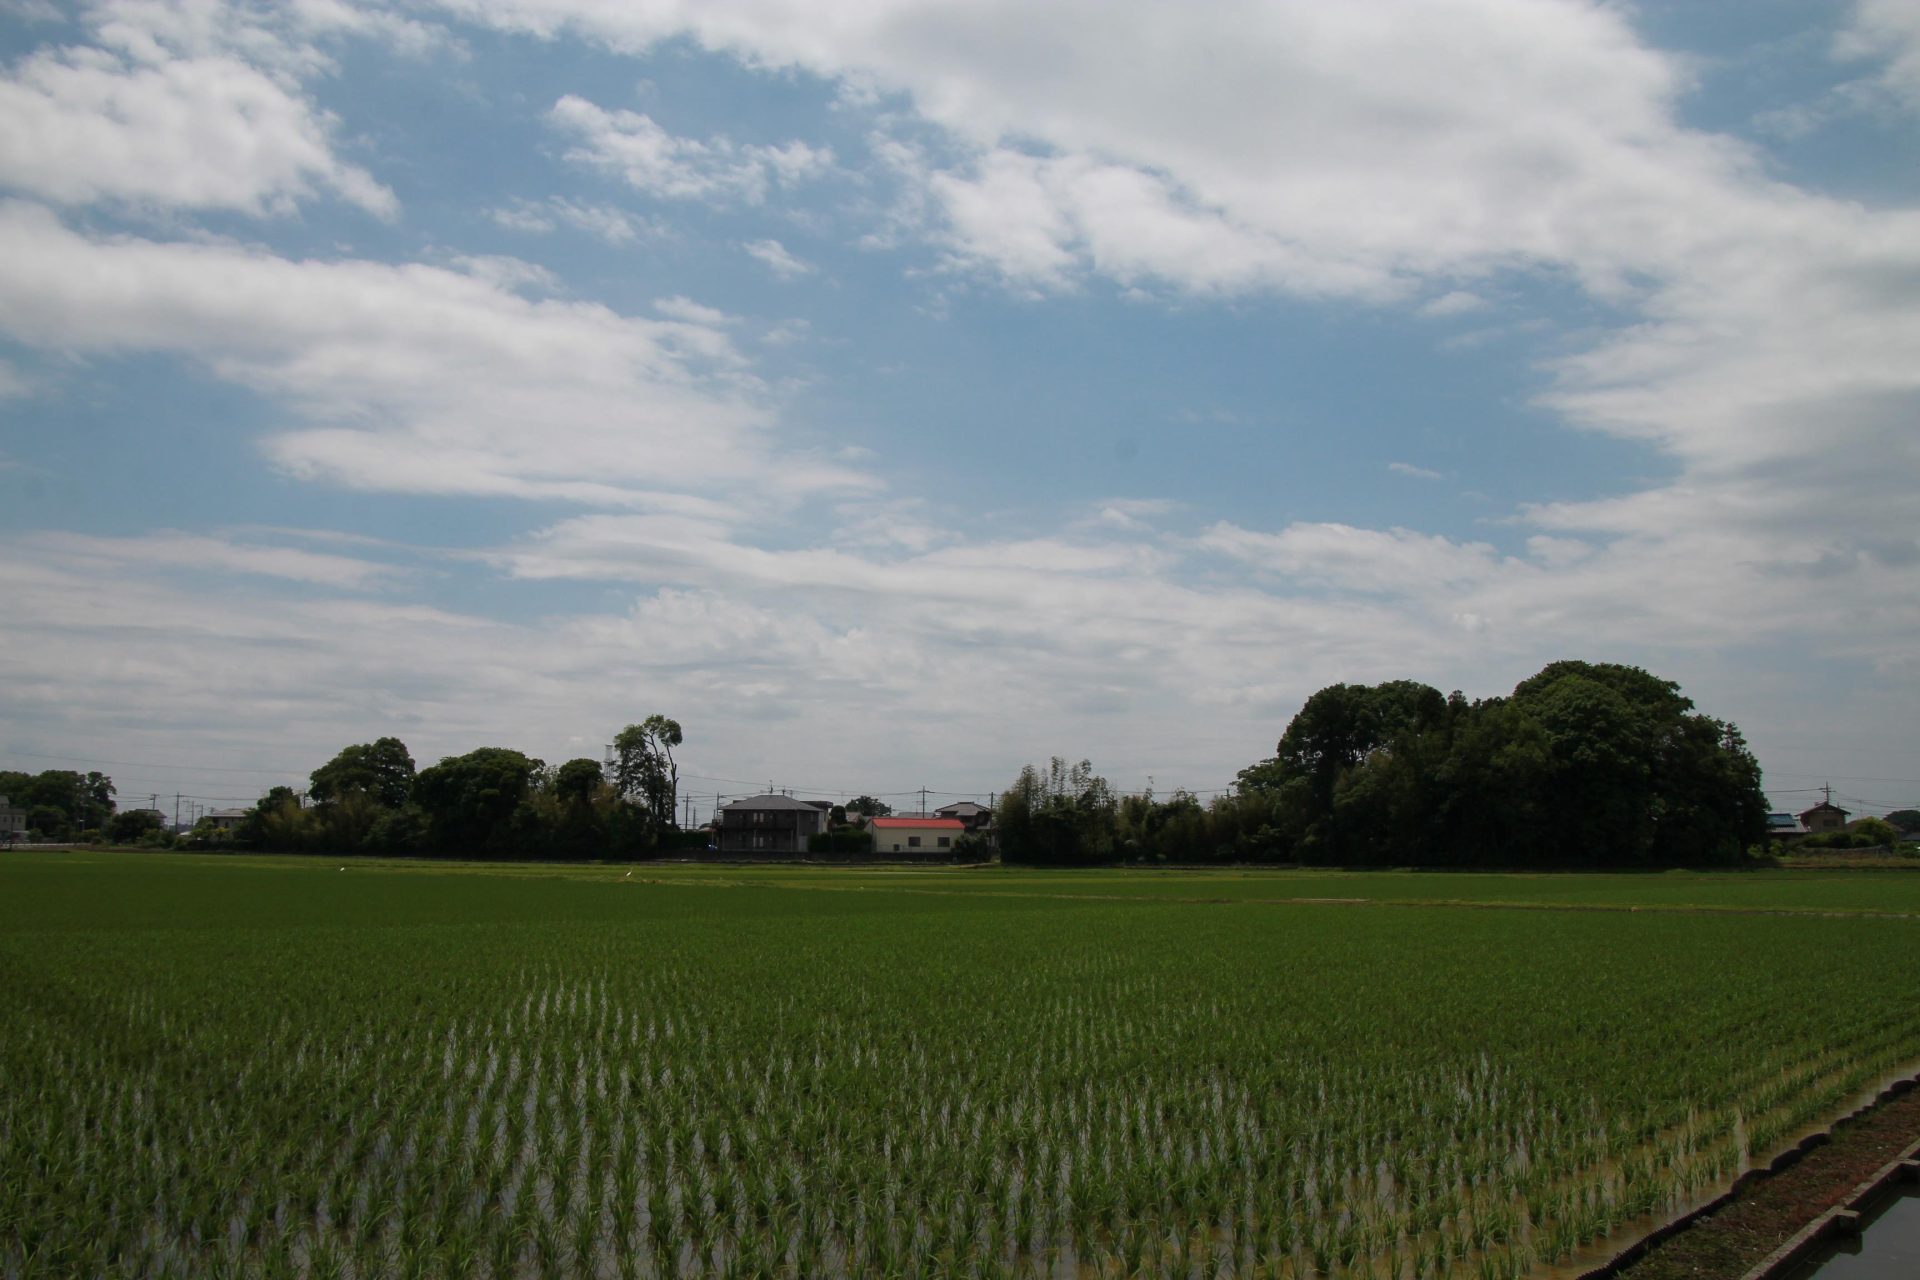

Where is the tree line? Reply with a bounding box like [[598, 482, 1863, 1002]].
[[14, 660, 1871, 866], [0, 769, 116, 841], [996, 661, 1773, 868], [203, 716, 698, 859]]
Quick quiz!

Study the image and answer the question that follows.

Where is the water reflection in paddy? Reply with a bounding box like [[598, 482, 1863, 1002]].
[[1792, 1190, 1920, 1279]]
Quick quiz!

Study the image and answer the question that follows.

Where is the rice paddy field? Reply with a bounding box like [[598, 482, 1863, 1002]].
[[5, 852, 1920, 1280]]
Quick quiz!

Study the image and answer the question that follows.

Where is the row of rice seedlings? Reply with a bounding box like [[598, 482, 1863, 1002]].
[[7, 902, 1920, 1278]]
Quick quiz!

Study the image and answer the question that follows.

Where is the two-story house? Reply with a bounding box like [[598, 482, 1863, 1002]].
[[716, 794, 833, 856]]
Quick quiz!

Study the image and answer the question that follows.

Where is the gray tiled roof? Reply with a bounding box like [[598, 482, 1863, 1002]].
[[722, 794, 825, 812]]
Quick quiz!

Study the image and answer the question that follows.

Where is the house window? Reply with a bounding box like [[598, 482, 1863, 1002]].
[[908, 836, 921, 848], [937, 836, 950, 848]]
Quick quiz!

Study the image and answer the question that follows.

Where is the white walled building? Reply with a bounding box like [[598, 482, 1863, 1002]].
[[869, 816, 966, 856]]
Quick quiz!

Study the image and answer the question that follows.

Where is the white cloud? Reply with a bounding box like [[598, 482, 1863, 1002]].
[[0, 0, 395, 216], [1536, 206, 1920, 483], [551, 197, 653, 244], [653, 295, 734, 327], [488, 200, 556, 234], [436, 0, 1750, 294], [488, 509, 1473, 754], [489, 196, 655, 244], [0, 545, 527, 778], [480, 497, 1906, 777], [549, 94, 834, 205], [0, 358, 33, 399], [829, 500, 942, 553], [1198, 522, 1509, 597], [1085, 498, 1176, 533], [2, 483, 1913, 801], [274, 0, 455, 60], [1524, 535, 1593, 569], [924, 148, 1080, 290], [423, 0, 1920, 519], [1420, 290, 1488, 318], [761, 318, 811, 347], [25, 529, 404, 590], [454, 0, 1914, 689], [195, 0, 1914, 718], [446, 253, 563, 294], [88, 0, 442, 71], [1387, 462, 1444, 481], [1838, 0, 1920, 112], [0, 201, 868, 505], [742, 237, 814, 279], [3, 0, 1916, 797]]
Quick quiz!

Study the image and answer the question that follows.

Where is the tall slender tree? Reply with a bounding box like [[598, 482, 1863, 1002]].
[[613, 716, 683, 835]]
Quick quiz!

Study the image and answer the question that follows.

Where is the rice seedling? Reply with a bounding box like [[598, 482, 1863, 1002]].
[[3, 857, 1918, 1278]]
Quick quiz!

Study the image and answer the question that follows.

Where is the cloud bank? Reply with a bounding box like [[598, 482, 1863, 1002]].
[[0, 0, 1914, 805]]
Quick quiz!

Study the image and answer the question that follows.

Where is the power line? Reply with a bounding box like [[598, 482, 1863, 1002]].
[[678, 773, 990, 801], [1759, 737, 1920, 754], [1833, 792, 1910, 813], [0, 749, 307, 776], [1762, 771, 1920, 785]]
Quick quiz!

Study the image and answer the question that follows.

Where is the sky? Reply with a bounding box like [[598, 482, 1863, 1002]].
[[1, 0, 1917, 824]]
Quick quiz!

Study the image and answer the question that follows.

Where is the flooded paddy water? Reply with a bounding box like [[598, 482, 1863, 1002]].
[[1789, 1190, 1920, 1278]]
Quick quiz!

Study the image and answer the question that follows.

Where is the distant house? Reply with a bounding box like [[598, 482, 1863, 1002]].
[[1766, 813, 1808, 841], [934, 801, 993, 833], [1798, 801, 1850, 834], [0, 796, 25, 840], [207, 808, 250, 831], [870, 816, 967, 857], [716, 794, 833, 856]]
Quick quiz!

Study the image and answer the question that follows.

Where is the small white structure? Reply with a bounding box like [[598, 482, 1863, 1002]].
[[869, 816, 966, 856]]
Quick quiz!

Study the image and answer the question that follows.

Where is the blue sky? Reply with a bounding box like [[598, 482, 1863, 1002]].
[[2, 0, 1917, 822]]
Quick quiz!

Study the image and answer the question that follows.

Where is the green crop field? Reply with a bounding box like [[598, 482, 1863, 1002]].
[[5, 853, 1920, 1279]]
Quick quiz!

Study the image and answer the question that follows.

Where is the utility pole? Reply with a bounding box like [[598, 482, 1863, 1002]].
[[174, 794, 181, 831]]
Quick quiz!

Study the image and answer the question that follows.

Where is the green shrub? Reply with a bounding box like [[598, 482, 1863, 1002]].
[[1849, 817, 1899, 847], [807, 829, 874, 855]]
